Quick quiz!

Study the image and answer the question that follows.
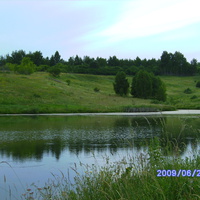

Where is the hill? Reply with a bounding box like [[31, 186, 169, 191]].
[[0, 72, 200, 114]]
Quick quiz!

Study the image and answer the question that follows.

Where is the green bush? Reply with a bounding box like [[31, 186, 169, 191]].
[[48, 65, 61, 77], [131, 70, 166, 101], [196, 81, 200, 88], [14, 57, 35, 75], [113, 71, 129, 96], [66, 79, 71, 86], [152, 76, 166, 101], [94, 87, 100, 92], [191, 95, 198, 99], [184, 88, 192, 94], [36, 64, 49, 72], [132, 70, 152, 99], [33, 93, 41, 98], [150, 99, 162, 104]]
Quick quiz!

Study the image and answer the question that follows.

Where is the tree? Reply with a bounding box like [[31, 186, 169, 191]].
[[160, 51, 173, 75], [159, 51, 194, 76], [89, 60, 99, 69], [131, 70, 166, 101], [172, 51, 188, 75], [108, 56, 120, 66], [15, 57, 35, 75], [113, 71, 129, 96], [9, 50, 26, 65], [54, 51, 61, 64], [96, 57, 107, 67], [74, 55, 83, 65], [151, 75, 166, 101], [83, 56, 93, 66], [189, 58, 198, 75], [50, 51, 61, 66], [27, 51, 43, 66], [132, 70, 152, 99], [50, 55, 55, 66], [0, 56, 6, 66], [134, 56, 142, 67], [68, 56, 75, 66]]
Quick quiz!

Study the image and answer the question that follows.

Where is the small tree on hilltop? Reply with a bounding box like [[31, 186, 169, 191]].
[[113, 71, 129, 96]]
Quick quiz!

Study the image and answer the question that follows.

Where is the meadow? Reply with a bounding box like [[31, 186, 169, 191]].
[[0, 72, 200, 114]]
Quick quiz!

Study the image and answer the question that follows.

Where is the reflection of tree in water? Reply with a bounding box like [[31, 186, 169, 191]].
[[0, 137, 65, 161], [0, 116, 200, 161], [48, 137, 64, 160], [0, 140, 44, 161]]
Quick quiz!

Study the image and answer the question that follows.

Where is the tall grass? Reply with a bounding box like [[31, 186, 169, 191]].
[[21, 136, 200, 200]]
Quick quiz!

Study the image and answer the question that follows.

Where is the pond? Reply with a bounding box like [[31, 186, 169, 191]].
[[0, 114, 200, 199]]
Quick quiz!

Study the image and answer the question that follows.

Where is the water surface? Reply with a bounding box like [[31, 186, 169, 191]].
[[0, 115, 200, 199]]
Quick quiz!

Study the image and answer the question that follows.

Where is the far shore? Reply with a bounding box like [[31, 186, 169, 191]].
[[1, 110, 200, 116]]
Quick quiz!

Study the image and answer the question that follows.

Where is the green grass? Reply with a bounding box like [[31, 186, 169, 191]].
[[21, 137, 200, 200], [162, 76, 200, 109], [0, 72, 200, 113]]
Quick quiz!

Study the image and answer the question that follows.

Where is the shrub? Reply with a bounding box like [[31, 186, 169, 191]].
[[150, 99, 162, 104], [113, 71, 129, 96], [33, 93, 41, 98], [191, 95, 198, 99], [36, 65, 49, 72], [131, 70, 166, 101], [196, 81, 200, 88], [184, 88, 192, 94], [131, 70, 152, 99], [48, 65, 61, 77], [94, 87, 100, 92], [3, 63, 15, 72], [152, 76, 166, 101], [66, 79, 71, 86], [137, 71, 152, 98], [15, 57, 35, 75]]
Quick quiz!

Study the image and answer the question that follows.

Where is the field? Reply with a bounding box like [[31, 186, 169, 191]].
[[0, 72, 200, 114]]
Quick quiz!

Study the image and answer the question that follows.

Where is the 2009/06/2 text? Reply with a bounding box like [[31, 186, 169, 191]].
[[157, 169, 200, 177]]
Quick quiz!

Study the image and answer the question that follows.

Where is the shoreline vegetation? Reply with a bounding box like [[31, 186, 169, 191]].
[[1, 72, 200, 114], [21, 137, 200, 200]]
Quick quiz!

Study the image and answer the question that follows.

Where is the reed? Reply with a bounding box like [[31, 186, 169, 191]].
[[21, 136, 200, 200]]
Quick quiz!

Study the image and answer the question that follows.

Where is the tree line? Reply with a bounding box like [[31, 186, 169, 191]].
[[0, 50, 199, 76]]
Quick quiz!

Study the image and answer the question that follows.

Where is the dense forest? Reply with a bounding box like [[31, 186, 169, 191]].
[[0, 50, 199, 76]]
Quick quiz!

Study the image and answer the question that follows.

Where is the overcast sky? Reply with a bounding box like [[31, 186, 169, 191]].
[[1, 0, 200, 61]]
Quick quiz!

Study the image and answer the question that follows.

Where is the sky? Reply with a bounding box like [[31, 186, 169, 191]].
[[0, 0, 200, 62]]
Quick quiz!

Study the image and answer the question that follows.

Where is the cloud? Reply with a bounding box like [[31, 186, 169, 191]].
[[97, 0, 200, 43], [0, 0, 199, 61]]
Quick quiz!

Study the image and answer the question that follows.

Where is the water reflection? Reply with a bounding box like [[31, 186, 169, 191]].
[[0, 115, 200, 161]]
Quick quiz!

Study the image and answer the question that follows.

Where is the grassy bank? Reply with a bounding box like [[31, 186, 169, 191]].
[[0, 72, 200, 113], [22, 137, 200, 200]]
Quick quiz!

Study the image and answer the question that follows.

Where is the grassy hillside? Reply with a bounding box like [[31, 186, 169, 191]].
[[0, 72, 200, 114]]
